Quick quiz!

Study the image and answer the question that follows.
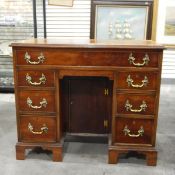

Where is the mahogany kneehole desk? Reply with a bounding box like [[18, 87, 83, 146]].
[[11, 39, 164, 166]]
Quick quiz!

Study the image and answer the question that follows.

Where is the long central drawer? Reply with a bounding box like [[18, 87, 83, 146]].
[[15, 49, 159, 67]]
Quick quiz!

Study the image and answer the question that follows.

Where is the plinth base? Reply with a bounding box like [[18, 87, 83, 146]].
[[16, 142, 63, 162], [108, 145, 157, 166]]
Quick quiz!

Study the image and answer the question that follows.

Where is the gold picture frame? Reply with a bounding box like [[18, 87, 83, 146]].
[[48, 0, 74, 7], [151, 0, 159, 41]]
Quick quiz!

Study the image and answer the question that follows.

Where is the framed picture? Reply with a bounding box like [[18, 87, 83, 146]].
[[90, 0, 153, 41], [48, 0, 74, 6], [156, 0, 175, 47]]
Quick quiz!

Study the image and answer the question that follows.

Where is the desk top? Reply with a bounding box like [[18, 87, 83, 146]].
[[11, 38, 164, 49]]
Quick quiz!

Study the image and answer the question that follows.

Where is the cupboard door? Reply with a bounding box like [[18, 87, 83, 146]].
[[60, 77, 112, 134]]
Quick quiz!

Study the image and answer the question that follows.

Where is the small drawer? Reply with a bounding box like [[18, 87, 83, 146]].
[[116, 93, 156, 115], [17, 70, 55, 87], [115, 117, 154, 145], [116, 71, 158, 90], [18, 90, 55, 113], [19, 116, 56, 142]]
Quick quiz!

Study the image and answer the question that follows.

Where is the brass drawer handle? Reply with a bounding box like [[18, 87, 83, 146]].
[[27, 97, 47, 109], [26, 73, 46, 86], [128, 53, 150, 67], [24, 52, 45, 65], [123, 125, 144, 137], [28, 123, 48, 135], [126, 75, 148, 88], [125, 100, 147, 113]]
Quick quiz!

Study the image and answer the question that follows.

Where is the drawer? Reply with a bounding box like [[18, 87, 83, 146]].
[[15, 49, 159, 67], [19, 116, 56, 142], [18, 90, 55, 113], [17, 70, 55, 87], [115, 117, 154, 145], [116, 93, 156, 115], [116, 71, 158, 90]]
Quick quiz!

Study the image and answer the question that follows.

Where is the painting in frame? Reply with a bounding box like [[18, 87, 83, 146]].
[[90, 0, 153, 41], [48, 0, 74, 6], [156, 0, 175, 47]]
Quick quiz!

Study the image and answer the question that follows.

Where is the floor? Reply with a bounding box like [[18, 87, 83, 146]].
[[0, 83, 175, 175]]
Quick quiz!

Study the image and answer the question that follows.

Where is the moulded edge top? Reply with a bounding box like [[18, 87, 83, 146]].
[[10, 38, 165, 49]]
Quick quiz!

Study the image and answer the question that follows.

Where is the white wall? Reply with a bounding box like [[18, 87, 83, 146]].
[[162, 50, 175, 79], [45, 0, 90, 39]]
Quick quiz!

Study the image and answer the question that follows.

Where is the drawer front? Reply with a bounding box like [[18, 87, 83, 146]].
[[116, 71, 158, 90], [18, 90, 55, 112], [115, 117, 154, 145], [18, 70, 55, 87], [116, 93, 156, 115], [19, 116, 56, 142], [15, 49, 159, 67]]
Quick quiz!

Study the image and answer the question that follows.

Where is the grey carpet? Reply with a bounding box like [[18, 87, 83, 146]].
[[0, 83, 175, 175]]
